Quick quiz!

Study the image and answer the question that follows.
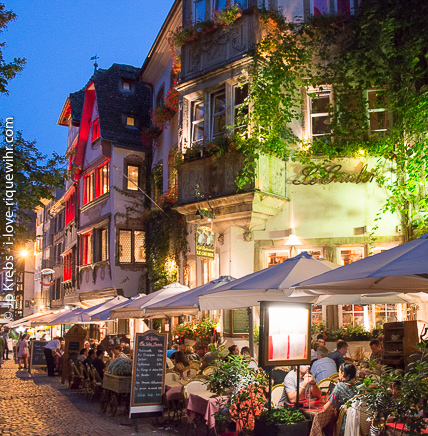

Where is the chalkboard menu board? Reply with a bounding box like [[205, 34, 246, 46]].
[[130, 330, 166, 415], [29, 341, 48, 372], [233, 309, 249, 334]]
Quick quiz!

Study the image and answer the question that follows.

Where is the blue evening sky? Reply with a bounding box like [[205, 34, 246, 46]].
[[0, 1, 173, 158]]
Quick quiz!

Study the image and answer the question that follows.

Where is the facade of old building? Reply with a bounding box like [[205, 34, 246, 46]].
[[54, 64, 151, 308]]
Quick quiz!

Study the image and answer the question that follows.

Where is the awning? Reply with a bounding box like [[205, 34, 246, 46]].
[[4, 310, 57, 328]]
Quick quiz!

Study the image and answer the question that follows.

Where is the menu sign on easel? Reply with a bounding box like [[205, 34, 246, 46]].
[[130, 330, 167, 418], [259, 302, 312, 367], [29, 340, 48, 373]]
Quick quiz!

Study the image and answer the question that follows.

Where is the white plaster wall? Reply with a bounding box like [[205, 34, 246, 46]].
[[229, 227, 255, 278]]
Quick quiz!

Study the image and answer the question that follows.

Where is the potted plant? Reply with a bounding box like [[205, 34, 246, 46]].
[[356, 341, 428, 435], [254, 406, 311, 436]]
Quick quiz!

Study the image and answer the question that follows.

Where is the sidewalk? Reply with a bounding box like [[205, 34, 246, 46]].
[[0, 359, 186, 436]]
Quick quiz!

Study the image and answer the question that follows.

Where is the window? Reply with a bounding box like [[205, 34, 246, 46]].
[[211, 89, 226, 138], [193, 0, 205, 22], [82, 161, 109, 205], [65, 189, 75, 225], [369, 304, 398, 326], [118, 230, 146, 263], [367, 90, 389, 136], [156, 85, 165, 108], [127, 165, 140, 190], [233, 84, 248, 129], [312, 305, 323, 323], [91, 116, 100, 142], [312, 0, 330, 15], [342, 304, 365, 326], [296, 248, 324, 258], [338, 247, 364, 265], [126, 116, 135, 126], [82, 233, 93, 265], [101, 229, 108, 261], [191, 99, 204, 145], [266, 250, 290, 267], [83, 172, 95, 205], [152, 163, 163, 200], [97, 162, 109, 197], [122, 81, 131, 91], [309, 90, 331, 137], [63, 251, 73, 281]]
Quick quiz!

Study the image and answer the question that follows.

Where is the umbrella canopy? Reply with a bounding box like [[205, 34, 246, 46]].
[[4, 310, 57, 328], [293, 234, 428, 296], [45, 308, 91, 326], [110, 282, 190, 319], [199, 252, 339, 310], [82, 295, 129, 320], [315, 292, 428, 305], [143, 276, 236, 317]]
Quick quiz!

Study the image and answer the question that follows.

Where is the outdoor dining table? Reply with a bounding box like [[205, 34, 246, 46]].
[[186, 392, 228, 434], [299, 399, 325, 418], [165, 380, 186, 402]]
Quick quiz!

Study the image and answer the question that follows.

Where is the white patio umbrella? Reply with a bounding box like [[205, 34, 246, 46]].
[[315, 292, 428, 305], [143, 276, 236, 317], [292, 234, 428, 296], [45, 308, 91, 325], [83, 295, 129, 320], [199, 252, 339, 311], [110, 282, 190, 319]]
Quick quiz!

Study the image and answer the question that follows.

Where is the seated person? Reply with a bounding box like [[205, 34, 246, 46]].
[[77, 348, 88, 363], [170, 343, 186, 362], [112, 345, 127, 360], [173, 351, 191, 376], [309, 363, 357, 436], [311, 342, 320, 362], [167, 343, 179, 359], [92, 350, 106, 379], [184, 346, 200, 361], [278, 365, 322, 406], [329, 341, 348, 370], [166, 356, 174, 369], [369, 339, 383, 361], [241, 346, 258, 371], [194, 344, 205, 360], [317, 334, 325, 346], [201, 350, 219, 369], [311, 346, 337, 383], [271, 367, 290, 386], [224, 345, 240, 362]]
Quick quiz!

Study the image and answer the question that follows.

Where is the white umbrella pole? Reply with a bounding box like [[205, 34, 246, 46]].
[[247, 307, 254, 357]]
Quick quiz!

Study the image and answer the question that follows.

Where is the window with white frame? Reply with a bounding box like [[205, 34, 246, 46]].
[[337, 246, 364, 265], [193, 0, 206, 22], [296, 248, 324, 258], [118, 229, 146, 264], [309, 89, 332, 138], [310, 0, 359, 16], [367, 89, 389, 136], [81, 232, 93, 265], [312, 305, 323, 324], [342, 304, 365, 326], [369, 304, 399, 326], [211, 89, 226, 138], [126, 164, 140, 191], [265, 250, 291, 268], [233, 83, 248, 130], [191, 99, 205, 145]]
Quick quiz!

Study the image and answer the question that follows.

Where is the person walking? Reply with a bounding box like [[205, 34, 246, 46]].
[[0, 334, 5, 368], [17, 334, 30, 370], [44, 337, 63, 376], [2, 328, 9, 361]]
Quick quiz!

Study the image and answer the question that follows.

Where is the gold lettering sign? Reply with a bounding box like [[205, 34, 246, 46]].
[[292, 164, 376, 185], [196, 226, 215, 260]]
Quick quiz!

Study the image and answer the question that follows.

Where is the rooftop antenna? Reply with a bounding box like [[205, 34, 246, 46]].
[[90, 54, 99, 73]]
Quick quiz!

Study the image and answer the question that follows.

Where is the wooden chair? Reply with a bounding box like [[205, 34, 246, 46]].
[[336, 405, 348, 435], [318, 378, 336, 396], [270, 384, 284, 408], [183, 379, 208, 400], [86, 364, 103, 401], [69, 360, 82, 392], [329, 372, 339, 381], [78, 361, 90, 398], [202, 366, 215, 376], [189, 361, 202, 371], [165, 371, 180, 384]]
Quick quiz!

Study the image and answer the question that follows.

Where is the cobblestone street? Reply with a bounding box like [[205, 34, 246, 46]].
[[0, 360, 186, 436]]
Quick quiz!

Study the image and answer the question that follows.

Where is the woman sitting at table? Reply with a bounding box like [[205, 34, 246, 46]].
[[309, 362, 357, 436], [184, 346, 200, 361], [173, 351, 191, 377]]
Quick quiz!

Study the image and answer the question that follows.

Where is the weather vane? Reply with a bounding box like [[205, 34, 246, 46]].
[[90, 54, 99, 72]]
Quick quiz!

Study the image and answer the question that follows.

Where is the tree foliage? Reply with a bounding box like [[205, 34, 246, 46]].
[[235, 2, 428, 240], [0, 3, 25, 95]]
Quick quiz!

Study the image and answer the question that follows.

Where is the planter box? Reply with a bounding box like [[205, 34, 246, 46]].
[[254, 419, 312, 436], [103, 373, 131, 394]]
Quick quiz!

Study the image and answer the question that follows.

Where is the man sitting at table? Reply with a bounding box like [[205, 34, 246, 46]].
[[92, 350, 106, 379], [369, 339, 383, 361], [329, 341, 348, 370], [311, 346, 337, 383], [277, 365, 322, 406]]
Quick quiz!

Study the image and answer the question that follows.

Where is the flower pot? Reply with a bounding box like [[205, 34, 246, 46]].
[[254, 419, 312, 436]]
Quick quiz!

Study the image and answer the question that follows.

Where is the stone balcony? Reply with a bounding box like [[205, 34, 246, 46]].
[[175, 152, 287, 232], [180, 9, 262, 83]]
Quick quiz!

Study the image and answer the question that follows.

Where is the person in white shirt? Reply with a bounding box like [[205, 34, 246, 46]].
[[44, 337, 63, 376]]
